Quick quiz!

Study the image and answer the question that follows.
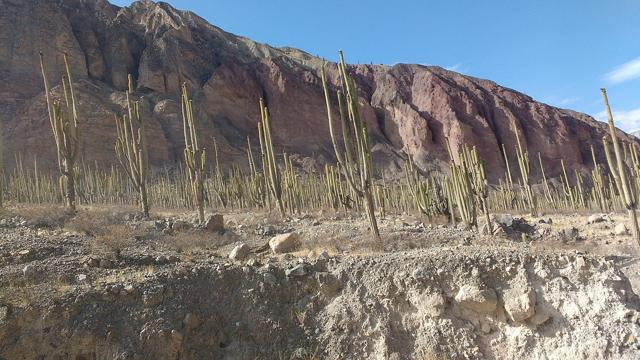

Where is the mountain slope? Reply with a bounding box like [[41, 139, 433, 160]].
[[0, 0, 634, 181]]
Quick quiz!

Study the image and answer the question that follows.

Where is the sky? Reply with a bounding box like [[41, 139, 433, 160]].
[[111, 0, 640, 131]]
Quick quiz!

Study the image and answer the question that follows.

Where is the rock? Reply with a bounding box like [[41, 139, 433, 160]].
[[587, 214, 606, 224], [538, 218, 553, 224], [183, 313, 199, 329], [246, 258, 260, 267], [493, 214, 514, 228], [560, 227, 579, 240], [229, 243, 250, 261], [413, 291, 446, 317], [172, 220, 191, 232], [262, 272, 279, 285], [614, 223, 629, 236], [454, 284, 498, 313], [77, 274, 87, 282], [204, 214, 224, 232], [503, 287, 536, 322], [99, 259, 114, 268], [285, 264, 308, 277], [0, 305, 8, 324], [529, 306, 552, 326], [22, 264, 36, 278], [412, 267, 431, 280], [84, 257, 99, 268], [269, 233, 299, 254]]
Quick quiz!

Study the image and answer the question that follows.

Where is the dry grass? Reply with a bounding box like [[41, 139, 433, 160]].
[[1, 204, 73, 228]]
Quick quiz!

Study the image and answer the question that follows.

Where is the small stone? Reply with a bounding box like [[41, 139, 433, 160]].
[[412, 267, 430, 280], [0, 305, 8, 324], [84, 257, 99, 268], [246, 258, 260, 267], [172, 220, 191, 231], [480, 322, 491, 334], [561, 227, 579, 240], [183, 313, 199, 329], [285, 264, 308, 277], [205, 214, 224, 232], [22, 264, 36, 278], [262, 272, 278, 285], [171, 329, 183, 342], [614, 223, 629, 236], [269, 232, 299, 254], [77, 274, 87, 282], [454, 284, 497, 313], [99, 259, 113, 268], [228, 243, 250, 261]]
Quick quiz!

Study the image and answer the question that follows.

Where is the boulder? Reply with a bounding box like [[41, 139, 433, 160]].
[[614, 223, 629, 236], [493, 214, 514, 228], [454, 284, 498, 313], [587, 214, 606, 224], [269, 233, 299, 254], [205, 214, 224, 232], [503, 287, 536, 322], [229, 243, 250, 261]]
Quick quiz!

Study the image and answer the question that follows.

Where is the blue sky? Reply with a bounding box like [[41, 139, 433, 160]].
[[111, 0, 640, 131]]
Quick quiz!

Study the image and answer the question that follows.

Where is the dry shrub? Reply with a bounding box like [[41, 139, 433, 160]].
[[64, 210, 126, 235], [89, 224, 140, 258], [5, 204, 73, 228]]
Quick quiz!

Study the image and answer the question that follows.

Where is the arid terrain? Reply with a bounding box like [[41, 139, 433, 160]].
[[1, 0, 640, 359], [0, 204, 638, 359]]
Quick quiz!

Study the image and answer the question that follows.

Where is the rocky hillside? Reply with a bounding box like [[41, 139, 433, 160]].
[[0, 0, 635, 181]]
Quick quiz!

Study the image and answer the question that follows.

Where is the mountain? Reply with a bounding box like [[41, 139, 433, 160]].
[[0, 0, 634, 181]]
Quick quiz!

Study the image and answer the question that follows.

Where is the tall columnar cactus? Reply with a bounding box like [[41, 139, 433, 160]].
[[115, 75, 149, 217], [321, 51, 380, 239], [511, 122, 537, 216], [39, 52, 80, 212], [181, 84, 206, 224], [447, 142, 491, 233], [258, 98, 286, 217], [601, 88, 640, 245]]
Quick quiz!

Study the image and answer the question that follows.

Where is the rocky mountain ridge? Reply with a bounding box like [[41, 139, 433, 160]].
[[0, 0, 635, 181]]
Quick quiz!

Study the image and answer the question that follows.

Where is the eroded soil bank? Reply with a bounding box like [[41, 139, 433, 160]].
[[0, 207, 639, 359]]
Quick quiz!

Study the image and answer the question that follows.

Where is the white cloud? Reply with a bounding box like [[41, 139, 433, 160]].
[[559, 97, 580, 105], [594, 108, 640, 132], [445, 63, 465, 73], [604, 57, 640, 84]]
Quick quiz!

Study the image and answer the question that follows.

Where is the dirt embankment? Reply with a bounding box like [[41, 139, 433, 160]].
[[0, 206, 639, 359]]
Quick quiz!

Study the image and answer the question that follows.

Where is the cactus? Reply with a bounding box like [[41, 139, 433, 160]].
[[114, 75, 149, 217], [320, 51, 380, 239], [511, 122, 537, 216], [258, 98, 286, 217], [181, 84, 206, 224], [601, 88, 640, 245], [39, 52, 80, 212], [447, 142, 491, 233]]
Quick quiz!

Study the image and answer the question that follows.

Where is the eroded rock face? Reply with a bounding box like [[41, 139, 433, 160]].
[[1, 0, 636, 181]]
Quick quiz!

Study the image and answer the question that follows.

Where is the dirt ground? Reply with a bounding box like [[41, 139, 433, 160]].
[[0, 204, 639, 359]]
